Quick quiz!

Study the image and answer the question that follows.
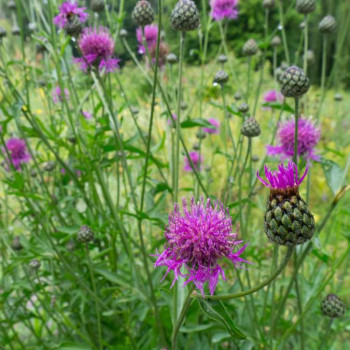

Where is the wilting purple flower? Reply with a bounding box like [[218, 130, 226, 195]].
[[267, 118, 320, 161], [257, 161, 308, 190], [52, 86, 70, 104], [82, 111, 92, 120], [203, 118, 220, 134], [4, 138, 31, 171], [75, 27, 121, 73], [53, 1, 89, 29], [136, 25, 158, 55], [167, 114, 177, 126], [210, 0, 239, 21], [263, 90, 284, 103], [154, 197, 249, 295], [184, 151, 203, 172]]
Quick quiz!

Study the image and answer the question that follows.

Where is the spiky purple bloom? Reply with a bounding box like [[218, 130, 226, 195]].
[[53, 1, 89, 29], [136, 25, 158, 55], [210, 0, 239, 21], [75, 27, 121, 73], [263, 89, 283, 103], [4, 138, 31, 171], [257, 162, 308, 190], [203, 118, 220, 134], [52, 86, 70, 104], [82, 111, 92, 120], [154, 198, 249, 295], [184, 151, 203, 172], [167, 114, 177, 126], [267, 118, 320, 161]]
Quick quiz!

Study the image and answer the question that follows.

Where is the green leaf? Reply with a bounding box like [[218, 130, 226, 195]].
[[262, 102, 294, 113], [181, 118, 216, 129], [198, 299, 246, 340], [94, 268, 148, 301], [321, 159, 344, 195], [180, 324, 214, 333], [58, 345, 92, 350], [56, 226, 80, 235]]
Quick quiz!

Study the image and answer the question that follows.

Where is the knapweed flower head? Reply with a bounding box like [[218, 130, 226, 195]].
[[53, 1, 89, 29], [257, 162, 315, 246], [167, 114, 177, 126], [4, 138, 31, 171], [52, 86, 70, 104], [154, 197, 249, 295], [267, 118, 320, 161], [136, 25, 158, 55], [257, 162, 308, 190], [263, 90, 284, 103], [75, 26, 121, 73], [184, 151, 203, 172], [210, 0, 239, 21], [82, 111, 92, 120], [203, 118, 220, 134]]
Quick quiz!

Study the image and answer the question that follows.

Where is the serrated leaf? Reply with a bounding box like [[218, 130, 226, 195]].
[[198, 299, 246, 340]]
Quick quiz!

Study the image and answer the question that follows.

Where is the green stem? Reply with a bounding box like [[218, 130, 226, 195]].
[[303, 15, 308, 75], [294, 98, 299, 164], [294, 252, 305, 350], [218, 20, 240, 93], [318, 319, 333, 350], [140, 1, 162, 211], [238, 138, 252, 236], [317, 35, 328, 120], [303, 14, 309, 117], [85, 245, 102, 350], [246, 56, 252, 104], [172, 285, 195, 350], [174, 31, 186, 203], [197, 246, 294, 300], [278, 0, 290, 65]]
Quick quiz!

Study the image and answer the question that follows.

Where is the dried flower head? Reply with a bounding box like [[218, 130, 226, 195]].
[[53, 1, 89, 29], [210, 0, 239, 21], [154, 198, 249, 295], [267, 118, 320, 161], [75, 27, 121, 73]]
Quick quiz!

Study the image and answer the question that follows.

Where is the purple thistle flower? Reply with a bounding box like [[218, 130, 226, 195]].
[[167, 114, 177, 126], [75, 27, 121, 73], [136, 25, 158, 55], [210, 0, 239, 21], [203, 118, 220, 134], [82, 111, 93, 120], [154, 197, 249, 295], [257, 162, 308, 190], [184, 151, 203, 172], [52, 86, 70, 104], [4, 138, 31, 171], [263, 89, 284, 103], [53, 1, 89, 29], [266, 118, 320, 161]]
